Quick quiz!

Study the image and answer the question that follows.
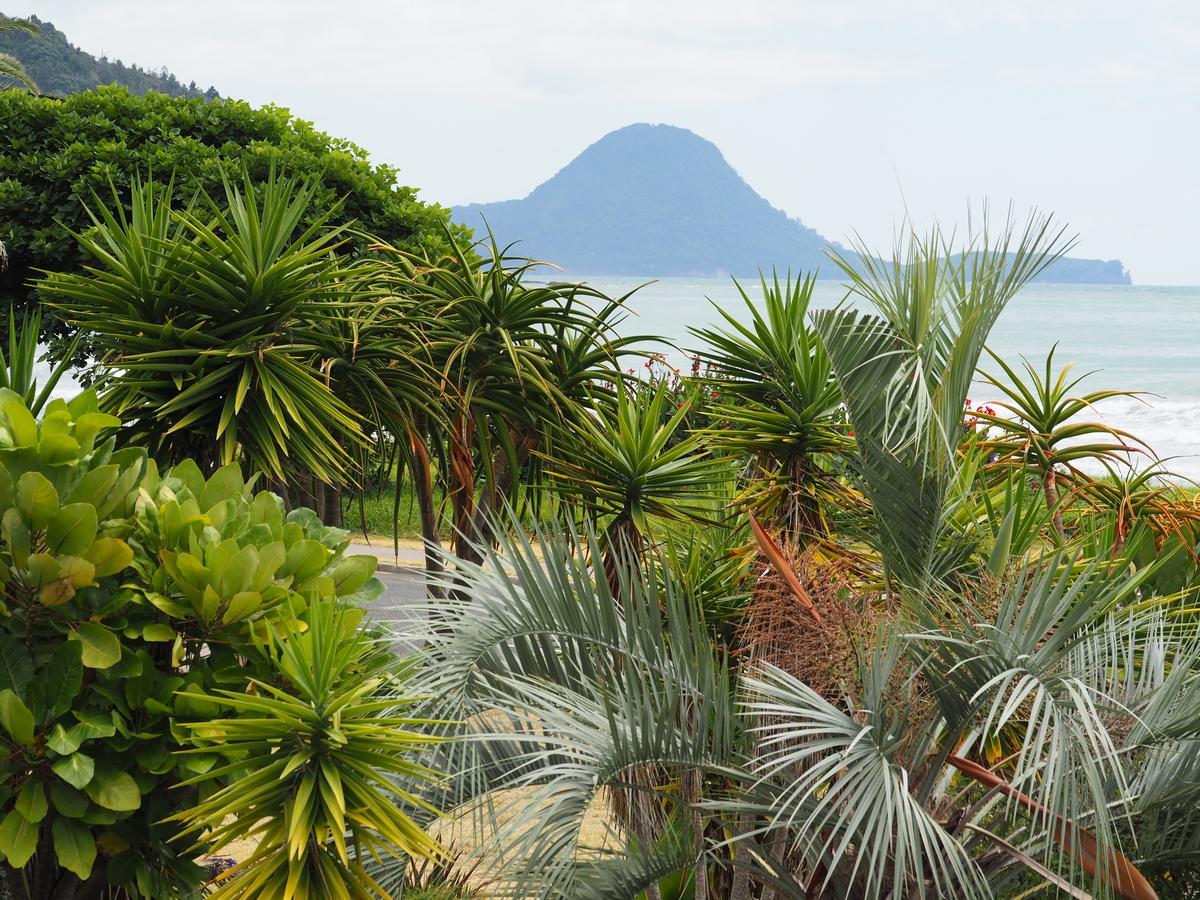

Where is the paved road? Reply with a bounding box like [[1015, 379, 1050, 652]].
[[366, 567, 433, 651]]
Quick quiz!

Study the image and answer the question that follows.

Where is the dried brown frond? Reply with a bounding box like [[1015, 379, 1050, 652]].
[[736, 545, 884, 701]]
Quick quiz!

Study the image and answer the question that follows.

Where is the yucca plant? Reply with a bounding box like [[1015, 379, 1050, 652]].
[[0, 307, 77, 416], [358, 232, 641, 568], [976, 346, 1147, 539], [691, 271, 848, 539], [172, 600, 445, 899], [543, 383, 731, 589], [40, 171, 364, 491]]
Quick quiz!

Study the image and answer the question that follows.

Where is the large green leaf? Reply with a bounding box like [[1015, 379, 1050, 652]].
[[28, 641, 83, 722], [14, 781, 46, 824], [46, 503, 98, 556], [83, 538, 133, 578], [83, 768, 140, 812], [0, 632, 33, 697], [15, 470, 56, 530], [52, 753, 95, 790], [52, 817, 96, 879], [0, 688, 33, 745], [72, 624, 121, 669], [0, 809, 38, 867]]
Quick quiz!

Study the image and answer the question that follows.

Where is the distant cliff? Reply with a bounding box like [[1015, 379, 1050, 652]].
[[0, 14, 216, 99], [454, 123, 1131, 285]]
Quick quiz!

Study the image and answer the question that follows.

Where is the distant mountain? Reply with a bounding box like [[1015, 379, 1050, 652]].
[[0, 14, 216, 99], [454, 123, 1131, 285]]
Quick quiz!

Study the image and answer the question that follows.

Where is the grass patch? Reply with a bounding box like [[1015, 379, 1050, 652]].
[[342, 480, 441, 540], [342, 480, 556, 542]]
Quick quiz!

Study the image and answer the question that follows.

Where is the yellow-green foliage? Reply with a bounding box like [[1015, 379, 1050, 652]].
[[0, 387, 433, 898]]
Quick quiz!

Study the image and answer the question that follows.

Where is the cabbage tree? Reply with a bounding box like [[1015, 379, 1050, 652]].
[[41, 171, 364, 501]]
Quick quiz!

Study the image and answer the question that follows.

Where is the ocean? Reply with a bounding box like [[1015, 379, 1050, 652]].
[[32, 280, 1200, 477], [583, 277, 1200, 479]]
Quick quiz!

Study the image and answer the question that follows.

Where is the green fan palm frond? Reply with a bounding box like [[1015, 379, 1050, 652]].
[[812, 212, 1071, 592], [385, 518, 740, 899], [741, 660, 990, 898], [0, 15, 37, 92]]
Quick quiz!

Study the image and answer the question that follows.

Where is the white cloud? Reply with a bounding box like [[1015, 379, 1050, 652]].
[[16, 0, 1200, 282]]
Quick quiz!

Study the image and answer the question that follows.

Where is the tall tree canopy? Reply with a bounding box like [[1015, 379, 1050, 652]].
[[0, 85, 465, 359]]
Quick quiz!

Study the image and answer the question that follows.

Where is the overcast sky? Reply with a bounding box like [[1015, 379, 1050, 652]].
[[20, 1, 1200, 283]]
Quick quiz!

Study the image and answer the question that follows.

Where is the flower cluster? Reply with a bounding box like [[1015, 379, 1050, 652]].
[[963, 398, 997, 430]]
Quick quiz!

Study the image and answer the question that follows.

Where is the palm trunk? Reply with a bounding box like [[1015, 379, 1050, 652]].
[[728, 812, 754, 900], [321, 487, 340, 528], [779, 454, 823, 543], [448, 415, 479, 565], [684, 767, 707, 900], [466, 431, 536, 560], [602, 513, 644, 605], [410, 422, 444, 593], [1043, 464, 1066, 540]]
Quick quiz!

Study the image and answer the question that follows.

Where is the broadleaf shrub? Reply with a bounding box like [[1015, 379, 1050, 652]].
[[0, 388, 430, 898]]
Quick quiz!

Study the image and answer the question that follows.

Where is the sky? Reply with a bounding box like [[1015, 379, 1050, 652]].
[[19, 1, 1200, 284]]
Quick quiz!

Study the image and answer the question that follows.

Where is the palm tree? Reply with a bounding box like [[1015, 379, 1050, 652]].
[[0, 15, 37, 93], [811, 212, 1070, 592], [543, 382, 731, 595], [358, 232, 644, 570], [379, 213, 1200, 899], [388, 514, 1188, 899], [692, 271, 848, 540], [40, 171, 365, 497], [976, 346, 1147, 540]]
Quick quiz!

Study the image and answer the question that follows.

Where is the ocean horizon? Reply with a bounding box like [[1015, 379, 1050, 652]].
[[578, 276, 1200, 479], [34, 279, 1200, 477]]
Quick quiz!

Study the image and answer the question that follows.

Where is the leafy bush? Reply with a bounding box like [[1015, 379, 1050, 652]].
[[0, 386, 430, 897], [0, 84, 465, 360]]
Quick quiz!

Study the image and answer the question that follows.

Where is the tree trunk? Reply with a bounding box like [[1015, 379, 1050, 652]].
[[410, 424, 445, 595], [448, 416, 479, 565], [684, 768, 708, 900], [1043, 464, 1066, 540], [466, 432, 536, 561], [312, 475, 326, 525], [729, 813, 754, 900], [318, 481, 343, 527], [602, 514, 644, 606]]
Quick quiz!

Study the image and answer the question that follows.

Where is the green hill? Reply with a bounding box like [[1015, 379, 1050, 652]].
[[454, 123, 1132, 284], [0, 14, 216, 98]]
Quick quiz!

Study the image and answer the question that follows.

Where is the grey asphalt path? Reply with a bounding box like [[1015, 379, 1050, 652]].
[[366, 567, 432, 652], [347, 541, 427, 569]]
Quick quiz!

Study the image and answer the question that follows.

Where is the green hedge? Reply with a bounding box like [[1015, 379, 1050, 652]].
[[0, 85, 467, 358]]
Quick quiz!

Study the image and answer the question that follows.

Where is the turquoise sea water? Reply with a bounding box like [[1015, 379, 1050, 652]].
[[582, 277, 1200, 478], [36, 280, 1200, 476]]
